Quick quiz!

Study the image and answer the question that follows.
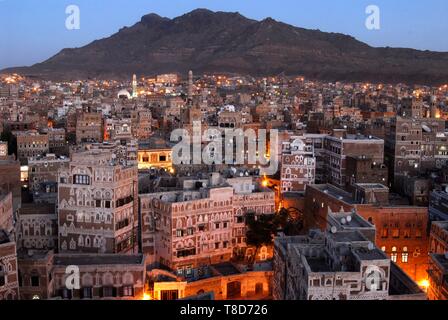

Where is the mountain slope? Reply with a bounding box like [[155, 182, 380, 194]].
[[4, 9, 448, 84]]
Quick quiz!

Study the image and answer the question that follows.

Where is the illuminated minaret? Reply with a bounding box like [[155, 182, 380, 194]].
[[430, 94, 438, 118], [187, 70, 193, 103], [317, 93, 323, 112], [132, 74, 138, 99]]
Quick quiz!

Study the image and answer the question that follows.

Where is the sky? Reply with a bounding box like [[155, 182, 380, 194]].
[[1, 0, 447, 69]]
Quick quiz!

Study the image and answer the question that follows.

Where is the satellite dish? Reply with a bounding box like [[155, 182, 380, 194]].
[[346, 216, 352, 223], [341, 218, 346, 225], [330, 226, 337, 234], [368, 242, 375, 251]]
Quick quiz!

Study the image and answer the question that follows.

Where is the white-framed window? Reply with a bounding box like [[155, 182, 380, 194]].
[[391, 246, 398, 262], [402, 247, 409, 263]]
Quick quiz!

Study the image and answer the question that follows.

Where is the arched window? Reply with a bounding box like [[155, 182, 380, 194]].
[[402, 247, 409, 263], [391, 246, 398, 262]]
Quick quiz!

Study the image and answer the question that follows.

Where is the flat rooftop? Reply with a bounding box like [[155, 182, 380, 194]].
[[330, 213, 371, 229], [212, 263, 241, 276], [355, 183, 389, 190], [307, 257, 332, 273], [314, 184, 357, 205], [329, 231, 367, 243], [54, 254, 144, 266], [354, 247, 388, 261]]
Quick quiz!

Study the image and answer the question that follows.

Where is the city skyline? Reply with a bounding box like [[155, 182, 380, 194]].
[[1, 0, 448, 69], [1, 0, 448, 306]]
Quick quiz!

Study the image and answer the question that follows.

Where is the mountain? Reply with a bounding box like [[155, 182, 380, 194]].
[[4, 9, 448, 84]]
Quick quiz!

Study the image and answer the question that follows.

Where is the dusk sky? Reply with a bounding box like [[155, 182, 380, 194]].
[[1, 0, 447, 69]]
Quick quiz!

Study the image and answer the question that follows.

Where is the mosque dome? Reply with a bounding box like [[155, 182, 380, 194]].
[[117, 89, 131, 99]]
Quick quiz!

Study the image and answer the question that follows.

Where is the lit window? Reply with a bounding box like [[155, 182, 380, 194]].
[[402, 247, 409, 263], [391, 247, 397, 262]]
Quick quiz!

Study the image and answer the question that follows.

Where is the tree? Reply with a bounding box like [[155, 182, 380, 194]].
[[0, 128, 17, 157], [277, 207, 304, 236], [245, 212, 276, 265]]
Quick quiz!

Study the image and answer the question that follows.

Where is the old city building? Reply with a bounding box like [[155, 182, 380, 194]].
[[17, 204, 58, 251], [57, 148, 139, 254], [51, 254, 145, 300], [280, 136, 316, 193], [429, 221, 448, 255], [138, 141, 173, 171], [0, 231, 19, 300], [345, 156, 388, 192], [15, 130, 49, 164], [0, 193, 19, 300], [273, 229, 426, 300], [140, 173, 275, 275], [303, 183, 429, 283], [76, 112, 103, 144], [385, 115, 447, 188], [428, 253, 448, 300], [17, 249, 54, 300], [28, 154, 69, 194], [0, 153, 21, 211], [429, 188, 448, 221], [324, 130, 385, 189]]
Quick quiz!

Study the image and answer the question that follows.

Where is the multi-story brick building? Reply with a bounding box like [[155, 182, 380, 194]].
[[385, 115, 447, 188], [57, 148, 139, 254], [131, 108, 152, 141], [429, 221, 448, 255], [280, 136, 316, 194], [140, 173, 275, 276], [0, 193, 19, 300], [76, 112, 103, 144], [273, 229, 426, 300], [324, 130, 385, 189], [0, 231, 19, 300], [303, 183, 429, 283], [17, 203, 58, 251], [345, 156, 388, 192], [51, 254, 145, 300], [17, 249, 54, 300], [0, 154, 21, 211], [28, 154, 69, 194], [45, 128, 67, 156], [138, 142, 173, 171], [429, 188, 448, 221], [428, 253, 448, 300], [15, 130, 49, 164]]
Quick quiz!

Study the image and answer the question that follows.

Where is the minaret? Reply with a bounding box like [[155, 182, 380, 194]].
[[430, 94, 438, 118], [317, 94, 323, 113], [132, 74, 138, 99], [188, 70, 193, 104]]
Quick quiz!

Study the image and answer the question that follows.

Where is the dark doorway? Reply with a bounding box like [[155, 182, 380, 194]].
[[227, 281, 241, 299], [255, 283, 263, 295], [161, 290, 179, 300]]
